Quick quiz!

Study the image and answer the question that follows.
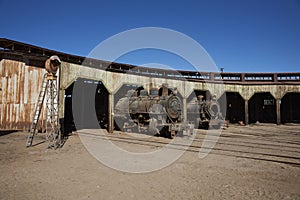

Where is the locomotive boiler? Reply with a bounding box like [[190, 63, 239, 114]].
[[187, 95, 224, 129], [114, 84, 193, 138]]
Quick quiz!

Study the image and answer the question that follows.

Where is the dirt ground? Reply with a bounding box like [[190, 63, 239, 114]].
[[1, 124, 300, 200]]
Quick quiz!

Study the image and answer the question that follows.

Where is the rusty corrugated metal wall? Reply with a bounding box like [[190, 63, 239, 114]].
[[0, 59, 46, 130]]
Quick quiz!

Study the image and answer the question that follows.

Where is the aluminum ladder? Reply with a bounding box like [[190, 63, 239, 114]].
[[26, 73, 48, 147], [26, 73, 61, 148]]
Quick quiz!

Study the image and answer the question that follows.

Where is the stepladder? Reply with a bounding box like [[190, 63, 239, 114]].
[[26, 73, 62, 149]]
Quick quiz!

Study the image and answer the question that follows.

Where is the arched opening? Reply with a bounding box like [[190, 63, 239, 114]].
[[249, 92, 276, 123], [64, 78, 109, 134], [218, 92, 244, 123], [187, 90, 213, 129], [281, 92, 300, 123]]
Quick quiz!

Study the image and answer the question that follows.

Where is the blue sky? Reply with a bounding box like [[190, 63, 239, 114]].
[[0, 0, 299, 72]]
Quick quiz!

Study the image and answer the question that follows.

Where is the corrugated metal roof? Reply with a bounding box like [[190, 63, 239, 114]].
[[0, 38, 299, 84]]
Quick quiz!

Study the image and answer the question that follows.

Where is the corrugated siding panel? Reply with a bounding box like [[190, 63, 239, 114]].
[[0, 59, 47, 130]]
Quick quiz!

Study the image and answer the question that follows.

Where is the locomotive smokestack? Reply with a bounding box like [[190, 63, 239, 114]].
[[198, 95, 204, 103], [173, 87, 178, 95], [162, 83, 168, 96]]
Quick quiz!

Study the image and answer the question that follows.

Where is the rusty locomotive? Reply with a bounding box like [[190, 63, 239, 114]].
[[187, 95, 224, 129], [114, 84, 193, 138]]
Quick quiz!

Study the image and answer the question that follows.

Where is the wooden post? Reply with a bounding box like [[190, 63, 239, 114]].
[[59, 89, 65, 135], [183, 97, 187, 124], [276, 99, 281, 125], [245, 100, 249, 125]]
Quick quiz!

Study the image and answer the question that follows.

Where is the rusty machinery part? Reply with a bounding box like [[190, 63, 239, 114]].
[[45, 55, 61, 74], [114, 84, 191, 138], [205, 100, 221, 120], [187, 96, 224, 129], [166, 95, 181, 120]]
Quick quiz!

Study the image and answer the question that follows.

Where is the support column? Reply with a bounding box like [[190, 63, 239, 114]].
[[245, 100, 249, 125], [59, 89, 65, 135], [58, 68, 65, 135], [58, 89, 65, 119], [108, 93, 114, 133], [276, 99, 281, 125], [183, 97, 187, 124]]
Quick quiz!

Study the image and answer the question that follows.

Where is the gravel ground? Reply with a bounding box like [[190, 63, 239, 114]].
[[0, 124, 300, 200]]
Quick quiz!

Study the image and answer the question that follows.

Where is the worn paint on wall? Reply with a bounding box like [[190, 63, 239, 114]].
[[60, 62, 300, 99], [1, 57, 300, 130], [0, 59, 47, 130]]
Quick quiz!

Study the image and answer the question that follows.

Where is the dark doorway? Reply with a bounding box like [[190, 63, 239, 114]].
[[64, 82, 75, 135], [249, 92, 276, 123], [95, 82, 109, 130], [218, 92, 244, 123], [281, 93, 300, 123], [64, 78, 109, 133]]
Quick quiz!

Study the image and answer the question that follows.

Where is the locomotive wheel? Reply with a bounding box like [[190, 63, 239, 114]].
[[159, 127, 176, 138], [159, 127, 168, 137], [166, 130, 176, 139], [170, 130, 176, 139], [200, 122, 209, 130]]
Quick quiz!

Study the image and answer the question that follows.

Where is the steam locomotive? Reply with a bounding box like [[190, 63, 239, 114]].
[[114, 84, 194, 138], [187, 95, 224, 129]]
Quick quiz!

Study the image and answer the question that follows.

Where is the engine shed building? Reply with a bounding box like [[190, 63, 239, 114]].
[[1, 38, 300, 133]]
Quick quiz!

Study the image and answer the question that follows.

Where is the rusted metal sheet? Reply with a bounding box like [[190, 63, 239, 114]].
[[0, 59, 46, 130]]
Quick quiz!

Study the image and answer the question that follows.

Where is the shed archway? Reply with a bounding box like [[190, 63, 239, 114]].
[[281, 92, 300, 123], [249, 92, 276, 123], [218, 92, 244, 123], [64, 78, 109, 134]]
